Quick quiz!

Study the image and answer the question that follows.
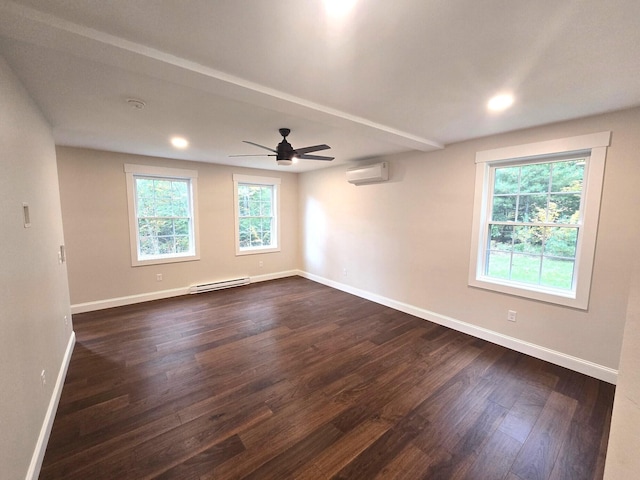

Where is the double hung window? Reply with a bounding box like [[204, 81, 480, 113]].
[[469, 132, 610, 309], [233, 174, 280, 255], [125, 164, 199, 266]]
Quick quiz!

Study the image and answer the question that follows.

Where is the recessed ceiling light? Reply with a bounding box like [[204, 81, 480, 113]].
[[488, 94, 514, 112], [171, 137, 189, 149], [324, 0, 358, 17]]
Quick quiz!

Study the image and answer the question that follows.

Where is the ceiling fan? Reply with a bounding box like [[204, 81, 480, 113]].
[[230, 128, 334, 166]]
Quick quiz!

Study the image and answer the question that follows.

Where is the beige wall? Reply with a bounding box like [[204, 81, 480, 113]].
[[299, 107, 640, 371], [604, 254, 640, 478], [56, 147, 299, 305], [0, 57, 72, 479]]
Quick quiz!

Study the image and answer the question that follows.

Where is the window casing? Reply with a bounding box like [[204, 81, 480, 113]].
[[233, 174, 281, 255], [469, 132, 610, 309], [125, 164, 199, 266]]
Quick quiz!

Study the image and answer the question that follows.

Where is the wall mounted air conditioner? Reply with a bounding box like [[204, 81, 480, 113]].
[[346, 162, 389, 185]]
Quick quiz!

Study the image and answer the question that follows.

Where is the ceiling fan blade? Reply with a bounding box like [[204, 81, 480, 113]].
[[294, 144, 331, 155], [297, 154, 335, 161], [243, 140, 277, 153], [229, 154, 276, 157]]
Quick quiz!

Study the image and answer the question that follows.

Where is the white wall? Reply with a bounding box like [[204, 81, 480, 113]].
[[604, 254, 640, 478], [0, 56, 73, 479], [56, 147, 299, 308], [299, 107, 640, 375]]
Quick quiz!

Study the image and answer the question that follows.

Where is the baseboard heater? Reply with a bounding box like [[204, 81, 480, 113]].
[[188, 277, 250, 294]]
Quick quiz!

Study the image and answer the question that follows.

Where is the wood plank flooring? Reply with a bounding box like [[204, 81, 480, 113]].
[[40, 277, 615, 479]]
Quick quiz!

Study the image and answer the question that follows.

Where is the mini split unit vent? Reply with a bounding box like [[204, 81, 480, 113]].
[[189, 277, 250, 294], [346, 162, 389, 185]]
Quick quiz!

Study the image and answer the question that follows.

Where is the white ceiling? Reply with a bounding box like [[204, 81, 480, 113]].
[[1, 0, 639, 172]]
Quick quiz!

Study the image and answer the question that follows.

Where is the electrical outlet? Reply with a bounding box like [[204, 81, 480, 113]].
[[259, 261, 263, 268], [156, 274, 163, 281], [40, 370, 46, 387], [64, 315, 68, 326], [507, 310, 517, 322], [343, 268, 348, 277]]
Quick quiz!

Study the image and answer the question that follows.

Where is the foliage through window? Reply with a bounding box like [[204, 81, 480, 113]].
[[238, 184, 274, 248], [135, 177, 193, 258], [125, 164, 199, 266], [233, 174, 280, 255], [469, 132, 610, 309], [486, 158, 584, 291]]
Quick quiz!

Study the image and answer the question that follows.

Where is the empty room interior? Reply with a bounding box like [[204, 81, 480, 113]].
[[2, 1, 640, 479]]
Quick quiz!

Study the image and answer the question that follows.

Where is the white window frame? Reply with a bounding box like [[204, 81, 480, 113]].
[[125, 164, 200, 266], [469, 131, 610, 309], [233, 174, 281, 256]]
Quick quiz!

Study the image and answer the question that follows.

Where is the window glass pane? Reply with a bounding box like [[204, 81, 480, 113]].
[[484, 158, 584, 290], [174, 218, 189, 235], [154, 180, 172, 199], [139, 237, 155, 255], [516, 194, 547, 222], [155, 219, 173, 236], [492, 196, 517, 221], [172, 181, 188, 198], [175, 236, 190, 253], [494, 166, 519, 195], [510, 254, 542, 285], [249, 199, 261, 216], [237, 182, 275, 250], [246, 217, 260, 246], [513, 226, 543, 254], [136, 178, 156, 197], [239, 218, 250, 247], [155, 197, 173, 217], [134, 176, 194, 258], [261, 200, 272, 216], [157, 236, 174, 254], [239, 197, 249, 217], [137, 196, 155, 217], [551, 160, 584, 192], [486, 251, 511, 279], [138, 218, 154, 237], [541, 258, 574, 290], [520, 163, 550, 194], [489, 224, 513, 251], [549, 193, 581, 223], [544, 227, 578, 258], [261, 217, 272, 241], [260, 186, 273, 202]]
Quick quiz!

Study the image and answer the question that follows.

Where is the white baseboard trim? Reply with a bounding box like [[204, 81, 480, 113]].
[[27, 331, 76, 480], [70, 270, 301, 314], [299, 271, 618, 384], [250, 270, 299, 284], [71, 287, 190, 314]]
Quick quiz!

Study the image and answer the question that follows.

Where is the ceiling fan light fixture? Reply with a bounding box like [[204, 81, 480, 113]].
[[277, 159, 293, 166]]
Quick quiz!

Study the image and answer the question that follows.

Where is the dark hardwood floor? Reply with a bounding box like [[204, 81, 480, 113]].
[[40, 277, 615, 479]]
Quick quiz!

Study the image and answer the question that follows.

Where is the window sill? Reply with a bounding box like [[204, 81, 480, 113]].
[[132, 253, 200, 267], [468, 275, 587, 310], [236, 246, 281, 256]]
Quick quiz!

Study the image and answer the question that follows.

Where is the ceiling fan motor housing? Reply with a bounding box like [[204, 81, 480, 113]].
[[276, 133, 295, 165]]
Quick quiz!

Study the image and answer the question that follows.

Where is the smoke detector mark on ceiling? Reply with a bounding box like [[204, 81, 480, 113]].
[[126, 98, 146, 110]]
